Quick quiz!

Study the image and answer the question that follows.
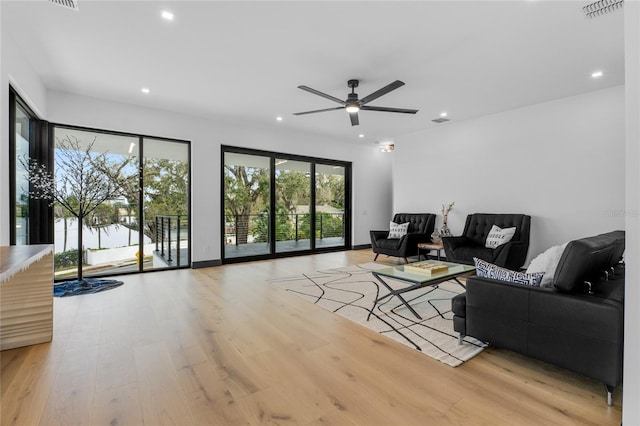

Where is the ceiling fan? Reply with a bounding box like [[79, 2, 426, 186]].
[[293, 79, 419, 126]]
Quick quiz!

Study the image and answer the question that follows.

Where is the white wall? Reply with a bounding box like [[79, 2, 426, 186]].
[[624, 1, 640, 422], [393, 86, 625, 264], [45, 91, 393, 262], [0, 12, 49, 245]]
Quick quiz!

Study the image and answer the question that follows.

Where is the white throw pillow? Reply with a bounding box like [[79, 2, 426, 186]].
[[388, 221, 410, 239], [526, 243, 568, 287], [484, 225, 517, 249]]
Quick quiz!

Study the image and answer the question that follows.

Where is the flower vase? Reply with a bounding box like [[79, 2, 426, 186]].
[[440, 223, 452, 238], [430, 229, 442, 243]]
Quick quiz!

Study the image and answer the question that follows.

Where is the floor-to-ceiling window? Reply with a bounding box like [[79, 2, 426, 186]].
[[49, 125, 191, 279], [275, 159, 311, 254], [222, 146, 351, 262], [142, 138, 190, 271], [13, 100, 33, 245], [9, 87, 52, 246], [315, 164, 346, 249]]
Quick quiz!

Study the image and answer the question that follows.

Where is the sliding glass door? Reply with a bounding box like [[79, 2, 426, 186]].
[[315, 164, 346, 249], [222, 146, 350, 263], [275, 159, 311, 254], [223, 153, 271, 258], [50, 125, 190, 280], [142, 138, 190, 270]]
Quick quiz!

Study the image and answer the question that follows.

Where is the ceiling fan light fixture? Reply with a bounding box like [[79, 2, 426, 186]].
[[346, 104, 360, 113]]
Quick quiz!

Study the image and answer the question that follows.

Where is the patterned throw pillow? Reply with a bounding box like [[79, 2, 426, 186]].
[[485, 225, 517, 249], [473, 257, 544, 286], [388, 221, 410, 239]]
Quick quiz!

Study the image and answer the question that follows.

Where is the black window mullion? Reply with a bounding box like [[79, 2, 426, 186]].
[[269, 157, 276, 255], [138, 136, 144, 272], [310, 162, 316, 251]]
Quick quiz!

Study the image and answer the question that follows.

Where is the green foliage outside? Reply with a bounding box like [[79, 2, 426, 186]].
[[54, 249, 80, 270], [224, 162, 345, 244]]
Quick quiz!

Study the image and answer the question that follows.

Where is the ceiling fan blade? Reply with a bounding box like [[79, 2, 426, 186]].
[[349, 112, 359, 126], [360, 105, 418, 114], [297, 85, 346, 105], [293, 106, 345, 116], [359, 80, 405, 105]]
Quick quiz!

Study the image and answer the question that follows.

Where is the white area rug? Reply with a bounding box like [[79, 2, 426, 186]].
[[269, 262, 486, 367]]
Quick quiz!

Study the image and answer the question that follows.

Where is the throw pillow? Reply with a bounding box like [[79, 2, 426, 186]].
[[474, 257, 544, 286], [388, 221, 410, 239], [485, 225, 517, 249], [526, 242, 568, 287]]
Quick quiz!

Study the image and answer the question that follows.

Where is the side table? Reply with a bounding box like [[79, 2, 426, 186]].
[[417, 242, 444, 261]]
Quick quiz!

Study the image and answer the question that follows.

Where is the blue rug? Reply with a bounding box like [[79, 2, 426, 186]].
[[53, 278, 124, 297]]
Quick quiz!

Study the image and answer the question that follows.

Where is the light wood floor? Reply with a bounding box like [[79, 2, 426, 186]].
[[1, 249, 622, 425]]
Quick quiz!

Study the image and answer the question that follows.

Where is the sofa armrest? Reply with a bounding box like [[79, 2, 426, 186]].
[[492, 240, 528, 269], [404, 232, 431, 246], [442, 236, 470, 252], [370, 230, 389, 242]]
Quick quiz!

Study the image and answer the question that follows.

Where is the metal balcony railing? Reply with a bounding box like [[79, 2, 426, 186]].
[[155, 215, 189, 265], [224, 212, 344, 245]]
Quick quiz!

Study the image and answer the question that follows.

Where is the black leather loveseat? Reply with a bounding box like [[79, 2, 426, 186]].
[[452, 231, 625, 405]]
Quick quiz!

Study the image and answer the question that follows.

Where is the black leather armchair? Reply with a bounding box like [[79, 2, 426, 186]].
[[442, 213, 531, 270], [370, 213, 436, 264]]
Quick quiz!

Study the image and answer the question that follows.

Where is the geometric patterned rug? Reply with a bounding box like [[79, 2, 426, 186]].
[[268, 262, 487, 367]]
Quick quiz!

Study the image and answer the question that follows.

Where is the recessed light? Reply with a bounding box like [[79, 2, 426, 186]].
[[358, 134, 365, 138], [161, 10, 174, 21], [591, 71, 604, 78], [141, 87, 150, 94], [276, 116, 283, 121], [440, 112, 448, 117]]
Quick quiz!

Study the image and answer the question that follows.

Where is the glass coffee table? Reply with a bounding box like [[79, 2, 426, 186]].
[[368, 260, 476, 320]]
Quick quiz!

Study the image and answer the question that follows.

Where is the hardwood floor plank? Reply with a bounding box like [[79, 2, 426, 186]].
[[0, 249, 623, 425], [134, 342, 196, 425], [90, 382, 144, 426]]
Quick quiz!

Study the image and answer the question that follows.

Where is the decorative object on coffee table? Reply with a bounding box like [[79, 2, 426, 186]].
[[440, 201, 455, 237]]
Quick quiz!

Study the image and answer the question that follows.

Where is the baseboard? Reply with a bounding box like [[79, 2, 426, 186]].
[[352, 244, 372, 250], [191, 259, 222, 269]]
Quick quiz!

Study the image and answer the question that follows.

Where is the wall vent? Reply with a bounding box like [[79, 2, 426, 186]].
[[432, 117, 450, 124], [583, 0, 623, 19], [48, 0, 79, 12]]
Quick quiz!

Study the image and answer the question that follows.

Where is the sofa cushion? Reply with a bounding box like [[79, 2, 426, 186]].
[[454, 245, 494, 264], [376, 238, 402, 250], [388, 221, 409, 239], [484, 225, 516, 249], [474, 257, 544, 286], [526, 243, 568, 287]]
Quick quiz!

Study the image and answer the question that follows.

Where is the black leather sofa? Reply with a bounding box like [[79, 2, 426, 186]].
[[442, 213, 531, 270], [452, 231, 625, 405], [370, 213, 436, 264]]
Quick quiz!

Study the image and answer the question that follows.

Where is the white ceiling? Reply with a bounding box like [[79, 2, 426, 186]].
[[3, 0, 624, 144]]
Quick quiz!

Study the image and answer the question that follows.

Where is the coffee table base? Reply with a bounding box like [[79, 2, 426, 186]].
[[368, 272, 466, 321]]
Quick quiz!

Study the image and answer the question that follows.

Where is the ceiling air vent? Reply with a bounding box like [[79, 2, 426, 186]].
[[49, 0, 79, 12], [583, 0, 623, 19], [432, 117, 450, 124]]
